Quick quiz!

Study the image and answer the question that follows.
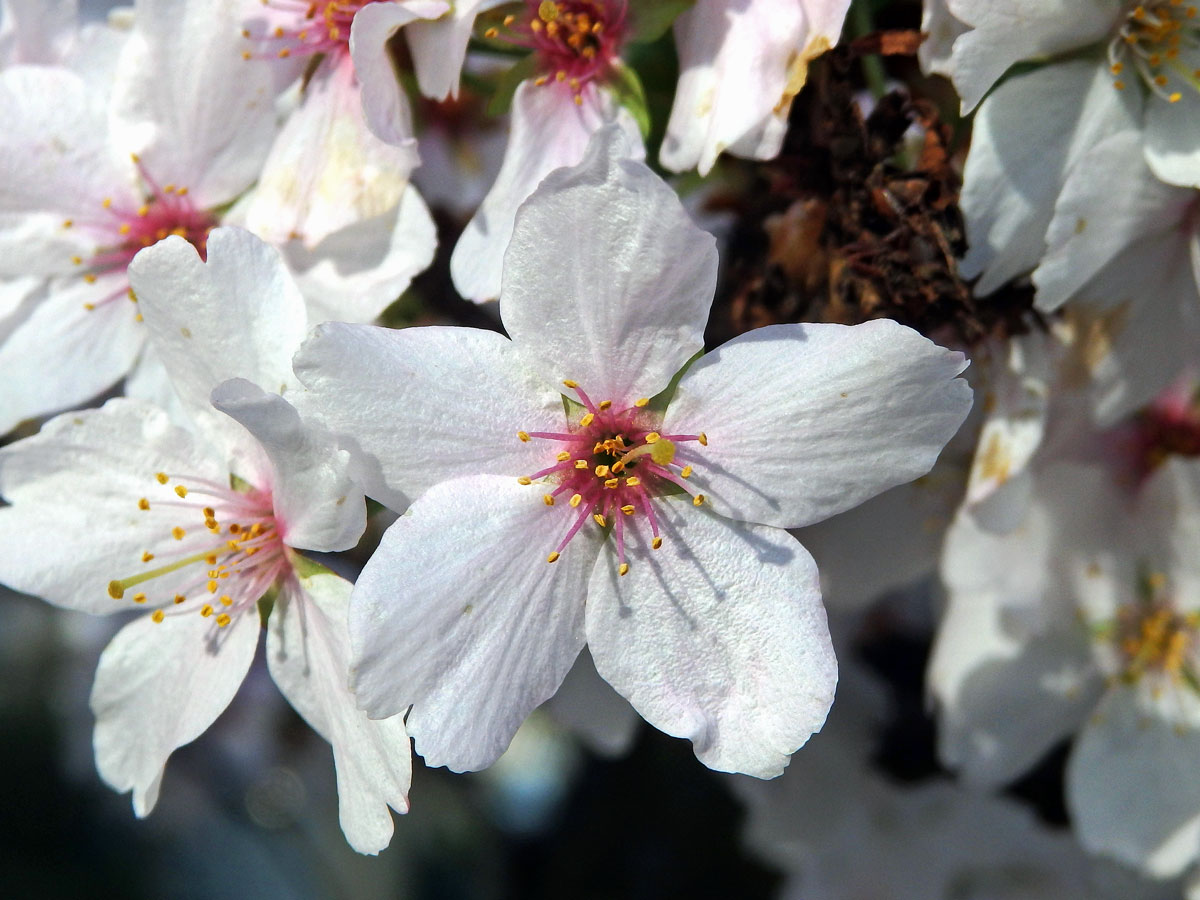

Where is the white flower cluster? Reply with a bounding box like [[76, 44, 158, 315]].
[[0, 0, 1193, 895]]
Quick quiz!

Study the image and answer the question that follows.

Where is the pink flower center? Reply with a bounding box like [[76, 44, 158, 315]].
[[1106, 377, 1200, 482], [63, 155, 215, 315], [107, 471, 288, 629], [517, 380, 707, 576], [487, 0, 628, 103], [247, 0, 375, 60]]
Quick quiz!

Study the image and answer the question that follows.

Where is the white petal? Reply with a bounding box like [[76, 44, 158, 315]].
[[500, 124, 713, 403], [918, 0, 968, 77], [449, 80, 644, 304], [0, 0, 76, 65], [350, 475, 602, 771], [348, 0, 447, 144], [285, 185, 437, 325], [292, 322, 561, 509], [211, 379, 364, 552], [405, 0, 503, 100], [586, 500, 836, 778], [930, 465, 1109, 787], [1144, 47, 1200, 188], [943, 0, 1117, 112], [1069, 687, 1200, 878], [0, 275, 145, 434], [129, 227, 308, 473], [959, 60, 1139, 295], [1034, 130, 1191, 312], [109, 0, 277, 205], [663, 320, 971, 529], [267, 571, 410, 855], [0, 399, 227, 614], [242, 56, 419, 248], [91, 602, 260, 816]]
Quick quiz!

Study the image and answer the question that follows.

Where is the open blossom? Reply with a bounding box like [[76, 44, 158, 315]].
[[660, 0, 851, 176], [449, 0, 646, 302], [0, 228, 410, 855], [931, 378, 1200, 880], [294, 128, 973, 775]]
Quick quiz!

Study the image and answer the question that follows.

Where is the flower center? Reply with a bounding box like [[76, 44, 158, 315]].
[[106, 471, 287, 628], [484, 0, 627, 104], [516, 380, 707, 575], [1109, 1, 1200, 103], [1093, 571, 1200, 695], [245, 0, 374, 60], [1106, 377, 1200, 482], [63, 155, 215, 316]]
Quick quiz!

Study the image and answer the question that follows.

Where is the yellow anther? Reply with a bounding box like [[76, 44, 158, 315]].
[[141, 551, 155, 563], [539, 0, 559, 21], [698, 432, 708, 446], [62, 218, 73, 228], [1114, 80, 1126, 90], [1171, 92, 1183, 102], [202, 506, 215, 517], [534, 75, 549, 86], [133, 592, 147, 604], [556, 70, 567, 82], [569, 493, 583, 507], [174, 485, 188, 498], [108, 581, 125, 599], [136, 204, 149, 217], [611, 460, 626, 474], [580, 412, 595, 427], [173, 594, 185, 605], [206, 580, 217, 593], [618, 563, 630, 577], [556, 451, 571, 461], [518, 430, 531, 442], [651, 537, 663, 550], [220, 595, 233, 607], [599, 400, 612, 410], [71, 256, 83, 265], [543, 494, 555, 506], [118, 223, 131, 235], [625, 476, 641, 487], [151, 609, 165, 623], [547, 551, 561, 563], [604, 478, 620, 489], [1111, 62, 1124, 74], [594, 464, 610, 477], [620, 504, 635, 515], [680, 465, 693, 478], [693, 494, 706, 506], [172, 527, 185, 540], [575, 459, 589, 469], [574, 95, 583, 106], [593, 513, 607, 527], [200, 604, 213, 617], [504, 14, 515, 24], [102, 197, 113, 208], [82, 303, 95, 311], [518, 476, 533, 485], [484, 26, 498, 37], [156, 472, 169, 484], [644, 432, 660, 443], [226, 541, 240, 551], [562, 379, 578, 388], [83, 274, 97, 284], [216, 613, 231, 627], [635, 398, 650, 407], [1156, 74, 1170, 86]]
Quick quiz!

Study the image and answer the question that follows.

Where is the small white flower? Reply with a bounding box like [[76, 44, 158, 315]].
[[296, 128, 973, 776]]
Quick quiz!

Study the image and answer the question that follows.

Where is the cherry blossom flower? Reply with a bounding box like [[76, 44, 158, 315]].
[[294, 129, 973, 776], [449, 0, 647, 302], [931, 379, 1200, 880], [0, 228, 410, 855], [660, 0, 851, 176]]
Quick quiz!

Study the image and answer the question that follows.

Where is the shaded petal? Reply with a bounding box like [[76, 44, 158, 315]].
[[242, 57, 419, 248], [587, 500, 836, 778], [501, 124, 712, 403], [91, 602, 260, 816], [129, 227, 308, 474], [212, 379, 365, 553], [405, 0, 505, 100], [267, 570, 410, 855], [0, 274, 145, 434], [350, 475, 601, 771], [110, 0, 277, 205], [292, 322, 561, 509], [348, 0, 447, 144], [959, 61, 1139, 296], [663, 320, 971, 529], [0, 0, 76, 65], [1144, 47, 1200, 188], [1069, 687, 1200, 878], [543, 647, 640, 758], [284, 185, 436, 325], [918, 0, 968, 77], [449, 80, 644, 303], [0, 399, 227, 614]]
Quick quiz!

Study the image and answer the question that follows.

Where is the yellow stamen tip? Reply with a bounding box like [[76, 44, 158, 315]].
[[580, 412, 595, 427], [216, 613, 231, 627], [174, 485, 188, 498], [598, 400, 612, 410], [693, 494, 705, 507], [133, 592, 147, 604], [151, 609, 165, 623], [518, 430, 531, 442], [174, 594, 186, 605], [651, 537, 663, 550], [142, 551, 155, 562], [155, 472, 169, 484], [698, 432, 708, 446], [680, 465, 693, 478], [547, 551, 561, 564], [562, 379, 578, 388], [618, 563, 630, 577], [644, 432, 660, 444], [200, 604, 213, 618], [569, 493, 583, 507], [518, 476, 533, 485], [138, 498, 151, 511], [172, 527, 185, 540], [107, 581, 125, 599], [634, 397, 649, 407], [593, 514, 607, 527], [543, 494, 555, 506]]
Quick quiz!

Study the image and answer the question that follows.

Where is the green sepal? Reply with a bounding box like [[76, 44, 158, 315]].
[[289, 549, 337, 580], [487, 53, 541, 117], [608, 60, 651, 138], [628, 0, 694, 45]]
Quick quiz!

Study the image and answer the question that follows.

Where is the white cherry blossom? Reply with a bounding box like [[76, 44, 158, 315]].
[[294, 128, 973, 776]]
